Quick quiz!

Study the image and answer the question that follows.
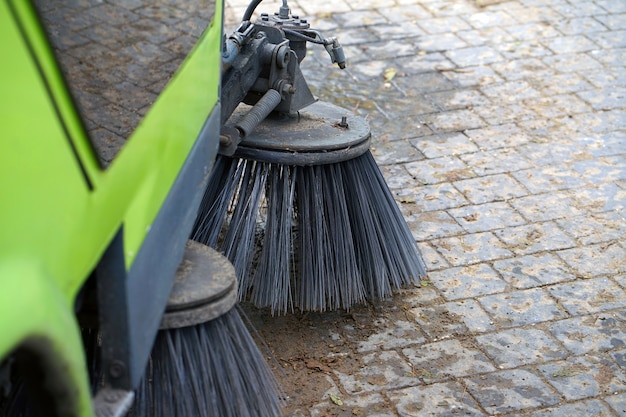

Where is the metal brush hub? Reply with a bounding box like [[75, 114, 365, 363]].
[[231, 101, 371, 166], [160, 240, 237, 330]]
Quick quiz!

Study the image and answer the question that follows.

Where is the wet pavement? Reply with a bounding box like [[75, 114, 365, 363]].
[[225, 0, 626, 415]]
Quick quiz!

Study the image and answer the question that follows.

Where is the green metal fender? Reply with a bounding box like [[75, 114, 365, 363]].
[[0, 0, 223, 414]]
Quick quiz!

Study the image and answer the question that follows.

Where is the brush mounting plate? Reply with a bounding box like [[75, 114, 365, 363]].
[[160, 240, 237, 329], [230, 101, 371, 166]]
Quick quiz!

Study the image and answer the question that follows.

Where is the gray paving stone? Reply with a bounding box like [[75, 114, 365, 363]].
[[511, 165, 588, 194], [496, 40, 554, 60], [606, 393, 626, 417], [460, 148, 533, 176], [522, 399, 617, 417], [448, 202, 526, 233], [517, 140, 589, 166], [417, 33, 469, 53], [441, 65, 503, 88], [395, 53, 456, 74], [427, 263, 508, 300], [543, 34, 599, 54], [556, 212, 626, 245], [417, 16, 472, 34], [380, 164, 416, 190], [610, 348, 626, 371], [542, 52, 603, 72], [528, 72, 595, 95], [405, 210, 465, 241], [493, 253, 576, 289], [371, 139, 424, 165], [588, 29, 626, 49], [403, 339, 495, 382], [411, 132, 479, 158], [395, 182, 468, 212], [446, 46, 504, 67], [356, 319, 427, 353], [405, 156, 476, 185], [453, 174, 529, 205], [333, 350, 417, 394], [491, 57, 555, 82], [310, 392, 395, 417], [457, 26, 515, 46], [432, 232, 513, 266], [538, 354, 626, 401], [422, 109, 487, 133], [464, 369, 561, 414], [572, 132, 626, 157], [494, 222, 576, 255], [552, 276, 626, 315], [387, 382, 485, 416], [524, 94, 593, 119], [412, 242, 450, 271], [476, 328, 567, 368], [504, 22, 561, 41], [464, 124, 531, 150], [479, 288, 568, 327], [578, 87, 626, 110], [421, 1, 479, 17], [557, 243, 626, 277], [571, 154, 626, 183], [427, 89, 491, 112], [510, 192, 582, 222], [466, 10, 518, 29], [555, 17, 609, 35], [473, 102, 538, 125], [595, 13, 626, 30], [410, 304, 473, 340], [549, 314, 626, 355], [481, 80, 542, 102]]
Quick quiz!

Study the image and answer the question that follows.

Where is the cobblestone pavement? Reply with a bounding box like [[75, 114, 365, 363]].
[[226, 0, 626, 415]]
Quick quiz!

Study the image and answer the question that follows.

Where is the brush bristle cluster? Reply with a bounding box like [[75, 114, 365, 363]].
[[193, 151, 426, 315]]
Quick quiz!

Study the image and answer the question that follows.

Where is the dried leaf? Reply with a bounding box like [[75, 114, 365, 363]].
[[330, 393, 343, 406], [383, 67, 397, 81]]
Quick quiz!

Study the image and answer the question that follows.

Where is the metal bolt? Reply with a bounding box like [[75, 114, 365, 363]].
[[108, 361, 125, 379], [338, 116, 349, 128]]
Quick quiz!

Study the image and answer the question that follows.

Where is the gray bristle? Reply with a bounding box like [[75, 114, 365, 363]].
[[193, 151, 427, 315], [132, 308, 284, 417]]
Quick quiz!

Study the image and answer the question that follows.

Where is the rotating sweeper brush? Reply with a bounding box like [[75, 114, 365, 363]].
[[193, 0, 427, 314]]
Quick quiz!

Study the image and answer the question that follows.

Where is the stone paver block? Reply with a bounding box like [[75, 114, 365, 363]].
[[458, 26, 514, 46], [573, 132, 626, 158], [412, 242, 450, 271], [405, 156, 475, 185], [538, 354, 626, 401], [606, 393, 626, 417], [428, 264, 507, 301], [453, 174, 528, 205], [548, 277, 626, 315], [446, 46, 504, 67], [333, 350, 417, 395], [356, 319, 427, 353], [403, 339, 495, 382], [442, 66, 503, 88], [464, 369, 560, 414], [557, 212, 626, 245], [494, 222, 576, 255], [310, 392, 395, 417], [464, 124, 531, 150], [493, 253, 576, 289], [522, 399, 617, 417], [510, 192, 582, 222], [395, 182, 468, 212], [371, 139, 424, 165], [432, 232, 513, 266], [405, 210, 465, 241], [412, 133, 479, 158], [476, 328, 567, 369], [549, 314, 626, 355], [418, 16, 471, 34], [517, 140, 589, 167], [512, 165, 588, 194], [387, 382, 485, 416], [448, 202, 526, 233], [557, 243, 626, 277], [479, 288, 568, 327], [410, 304, 471, 340], [421, 109, 486, 133], [459, 148, 533, 176], [570, 183, 626, 213]]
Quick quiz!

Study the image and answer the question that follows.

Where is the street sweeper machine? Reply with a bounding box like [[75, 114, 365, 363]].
[[0, 0, 426, 416]]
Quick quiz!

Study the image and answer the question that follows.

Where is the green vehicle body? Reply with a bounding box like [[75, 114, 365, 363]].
[[0, 0, 223, 414]]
